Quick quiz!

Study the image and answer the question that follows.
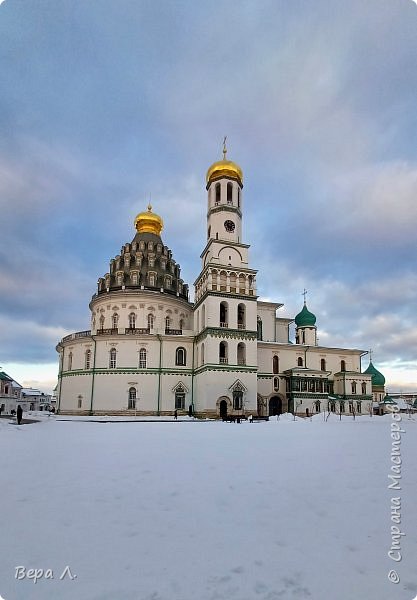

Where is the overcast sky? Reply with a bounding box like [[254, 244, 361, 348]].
[[1, 0, 416, 394]]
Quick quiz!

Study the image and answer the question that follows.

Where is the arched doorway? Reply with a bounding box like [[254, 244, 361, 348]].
[[220, 399, 228, 419], [269, 396, 282, 416]]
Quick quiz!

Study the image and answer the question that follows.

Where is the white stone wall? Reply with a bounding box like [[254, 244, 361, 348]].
[[90, 291, 192, 334], [194, 368, 257, 415]]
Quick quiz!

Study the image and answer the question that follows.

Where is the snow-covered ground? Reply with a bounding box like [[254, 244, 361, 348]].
[[0, 413, 416, 600]]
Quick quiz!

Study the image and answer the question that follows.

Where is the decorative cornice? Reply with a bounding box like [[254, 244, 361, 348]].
[[194, 364, 257, 375], [196, 327, 257, 343], [90, 288, 194, 311], [207, 205, 242, 219], [61, 368, 193, 377], [193, 290, 258, 311], [199, 239, 250, 260]]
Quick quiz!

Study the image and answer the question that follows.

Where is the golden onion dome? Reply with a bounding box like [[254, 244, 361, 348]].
[[206, 138, 243, 186], [134, 204, 163, 236]]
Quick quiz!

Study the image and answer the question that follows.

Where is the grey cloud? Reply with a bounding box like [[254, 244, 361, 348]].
[[0, 0, 416, 390]]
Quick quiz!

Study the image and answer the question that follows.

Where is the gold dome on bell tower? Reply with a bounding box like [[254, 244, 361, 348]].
[[134, 204, 163, 236], [206, 137, 243, 187]]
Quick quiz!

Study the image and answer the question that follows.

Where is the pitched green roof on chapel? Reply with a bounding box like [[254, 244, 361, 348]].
[[295, 303, 316, 327], [363, 361, 386, 387]]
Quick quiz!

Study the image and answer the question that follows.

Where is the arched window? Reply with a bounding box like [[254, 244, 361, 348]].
[[165, 316, 171, 331], [128, 313, 136, 329], [201, 343, 205, 365], [112, 313, 119, 329], [219, 271, 227, 291], [68, 352, 73, 371], [227, 182, 233, 205], [297, 357, 303, 367], [356, 401, 362, 413], [302, 331, 306, 344], [320, 358, 326, 371], [109, 348, 117, 369], [147, 313, 154, 330], [85, 349, 91, 369], [273, 377, 279, 392], [237, 304, 245, 329], [315, 400, 321, 413], [179, 318, 184, 331], [273, 356, 279, 374], [233, 390, 243, 410], [361, 382, 367, 394], [257, 316, 263, 340], [215, 183, 221, 205], [238, 273, 246, 293], [351, 381, 357, 394], [128, 387, 136, 410], [219, 341, 228, 364], [340, 401, 345, 413], [341, 360, 346, 372], [149, 273, 156, 286], [139, 348, 147, 368], [77, 395, 82, 409], [175, 347, 186, 366], [237, 342, 246, 365], [237, 188, 240, 208], [220, 301, 228, 327], [99, 314, 105, 330]]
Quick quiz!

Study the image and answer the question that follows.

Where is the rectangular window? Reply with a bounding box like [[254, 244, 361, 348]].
[[175, 393, 185, 410]]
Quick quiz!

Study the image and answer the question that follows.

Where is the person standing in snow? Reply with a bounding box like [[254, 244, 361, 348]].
[[174, 409, 178, 420], [16, 405, 23, 425]]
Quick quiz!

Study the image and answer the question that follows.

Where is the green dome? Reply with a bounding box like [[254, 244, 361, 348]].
[[364, 361, 386, 387], [295, 303, 316, 327], [382, 395, 395, 405]]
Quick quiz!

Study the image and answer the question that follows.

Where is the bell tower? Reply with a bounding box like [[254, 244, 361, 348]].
[[193, 141, 258, 417]]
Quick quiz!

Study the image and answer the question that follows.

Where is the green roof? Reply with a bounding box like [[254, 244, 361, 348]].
[[295, 303, 316, 327], [382, 395, 395, 404], [363, 361, 385, 387], [0, 371, 13, 381]]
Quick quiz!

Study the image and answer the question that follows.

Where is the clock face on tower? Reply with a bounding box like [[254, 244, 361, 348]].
[[224, 220, 235, 233]]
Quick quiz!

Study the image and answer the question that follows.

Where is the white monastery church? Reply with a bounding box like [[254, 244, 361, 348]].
[[56, 146, 381, 418]]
